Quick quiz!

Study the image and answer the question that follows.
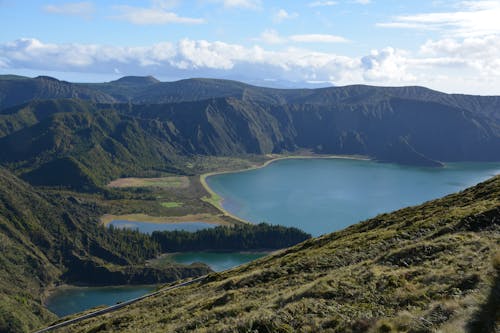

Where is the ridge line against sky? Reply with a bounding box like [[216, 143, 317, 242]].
[[1, 0, 500, 94]]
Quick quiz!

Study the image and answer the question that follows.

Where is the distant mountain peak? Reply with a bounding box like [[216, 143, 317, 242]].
[[112, 76, 160, 85], [34, 75, 61, 82]]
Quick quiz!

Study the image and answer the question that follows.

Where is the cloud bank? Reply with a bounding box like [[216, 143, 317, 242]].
[[1, 36, 500, 94]]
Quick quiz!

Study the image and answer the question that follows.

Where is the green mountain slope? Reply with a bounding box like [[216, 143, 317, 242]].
[[0, 167, 210, 332], [0, 95, 499, 189], [62, 176, 500, 333], [0, 75, 498, 180]]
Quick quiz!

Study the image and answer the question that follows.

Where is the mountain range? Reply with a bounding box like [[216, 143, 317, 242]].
[[0, 75, 499, 190], [0, 75, 499, 332]]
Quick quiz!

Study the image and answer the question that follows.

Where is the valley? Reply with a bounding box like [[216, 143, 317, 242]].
[[0, 75, 498, 332]]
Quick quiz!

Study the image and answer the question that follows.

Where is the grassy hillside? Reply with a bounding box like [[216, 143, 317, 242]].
[[61, 176, 500, 333]]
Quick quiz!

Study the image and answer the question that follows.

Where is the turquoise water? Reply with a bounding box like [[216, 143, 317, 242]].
[[48, 159, 499, 317], [45, 285, 156, 317], [169, 252, 267, 272], [207, 159, 500, 236], [108, 220, 216, 233]]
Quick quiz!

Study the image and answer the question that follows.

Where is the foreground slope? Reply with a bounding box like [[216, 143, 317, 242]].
[[63, 176, 500, 332]]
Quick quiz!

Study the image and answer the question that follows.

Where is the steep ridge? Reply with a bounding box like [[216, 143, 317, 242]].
[[0, 95, 498, 189], [0, 167, 210, 332], [61, 176, 500, 333]]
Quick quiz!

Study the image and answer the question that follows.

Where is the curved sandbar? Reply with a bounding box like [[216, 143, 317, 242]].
[[100, 213, 232, 227], [200, 154, 370, 224]]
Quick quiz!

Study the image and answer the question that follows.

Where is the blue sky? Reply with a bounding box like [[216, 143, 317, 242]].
[[1, 0, 500, 94]]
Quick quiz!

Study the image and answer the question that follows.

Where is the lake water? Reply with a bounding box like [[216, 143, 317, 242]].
[[207, 158, 500, 236], [45, 285, 156, 317], [169, 252, 267, 272], [108, 220, 216, 234], [48, 158, 499, 317]]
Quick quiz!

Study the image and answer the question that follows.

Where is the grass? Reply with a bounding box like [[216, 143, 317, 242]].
[[107, 176, 190, 189], [100, 213, 231, 226], [160, 202, 183, 208]]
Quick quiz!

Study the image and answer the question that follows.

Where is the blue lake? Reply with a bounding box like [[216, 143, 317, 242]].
[[207, 158, 500, 236], [108, 220, 216, 233], [169, 252, 267, 272], [47, 158, 499, 317], [45, 285, 156, 317]]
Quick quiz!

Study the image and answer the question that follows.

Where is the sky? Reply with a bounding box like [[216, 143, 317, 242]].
[[1, 0, 500, 94]]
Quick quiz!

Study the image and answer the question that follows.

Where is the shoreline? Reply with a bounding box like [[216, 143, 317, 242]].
[[100, 154, 370, 228], [200, 153, 371, 224]]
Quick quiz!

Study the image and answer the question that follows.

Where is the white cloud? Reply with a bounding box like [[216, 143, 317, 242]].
[[418, 35, 500, 75], [212, 0, 261, 9], [2, 37, 500, 94], [361, 47, 414, 82], [289, 34, 348, 43], [274, 9, 298, 23], [0, 37, 360, 84], [114, 5, 205, 25], [43, 2, 94, 18], [308, 1, 337, 7], [353, 0, 371, 4], [255, 31, 348, 44], [378, 0, 500, 37]]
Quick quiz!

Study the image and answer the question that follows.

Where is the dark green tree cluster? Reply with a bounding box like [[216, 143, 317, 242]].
[[90, 225, 161, 264], [151, 223, 311, 252]]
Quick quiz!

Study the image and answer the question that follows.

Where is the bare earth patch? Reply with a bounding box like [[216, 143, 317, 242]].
[[107, 176, 190, 189]]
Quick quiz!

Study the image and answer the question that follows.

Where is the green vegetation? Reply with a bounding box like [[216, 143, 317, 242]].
[[108, 177, 189, 189], [0, 76, 500, 191], [0, 165, 309, 332], [0, 75, 499, 332], [0, 167, 212, 332], [151, 223, 311, 252], [160, 202, 183, 208], [61, 176, 500, 333]]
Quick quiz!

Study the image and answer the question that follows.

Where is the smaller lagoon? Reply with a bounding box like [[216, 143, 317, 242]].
[[169, 252, 267, 272], [45, 285, 156, 317], [108, 220, 216, 234]]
